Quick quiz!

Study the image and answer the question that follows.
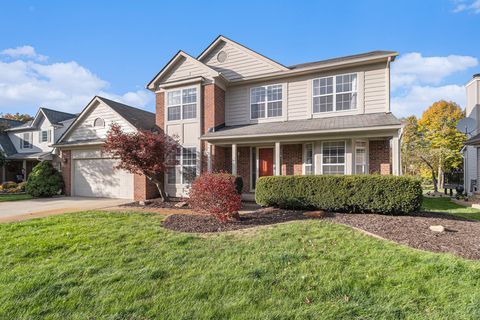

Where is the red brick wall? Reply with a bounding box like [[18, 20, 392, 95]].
[[369, 140, 391, 175], [201, 84, 226, 174], [134, 174, 159, 201], [60, 150, 72, 196], [238, 147, 250, 192], [281, 144, 303, 176]]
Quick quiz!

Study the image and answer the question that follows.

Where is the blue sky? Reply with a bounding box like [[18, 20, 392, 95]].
[[0, 0, 479, 117]]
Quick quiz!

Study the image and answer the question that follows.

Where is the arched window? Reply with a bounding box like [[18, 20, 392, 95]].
[[93, 118, 105, 127]]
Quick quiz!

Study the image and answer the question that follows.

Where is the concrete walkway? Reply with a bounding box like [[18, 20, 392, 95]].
[[0, 197, 131, 223]]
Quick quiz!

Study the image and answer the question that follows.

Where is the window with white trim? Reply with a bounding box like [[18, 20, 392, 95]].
[[22, 132, 32, 149], [251, 84, 282, 119], [313, 73, 357, 113], [304, 143, 314, 175], [41, 130, 49, 142], [167, 87, 197, 121], [166, 147, 197, 185], [355, 141, 368, 174], [322, 141, 345, 174]]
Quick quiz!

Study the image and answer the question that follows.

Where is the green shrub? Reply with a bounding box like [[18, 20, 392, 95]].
[[26, 161, 64, 197], [255, 175, 423, 215]]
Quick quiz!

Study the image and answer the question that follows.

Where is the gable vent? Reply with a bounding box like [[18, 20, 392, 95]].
[[217, 50, 228, 63]]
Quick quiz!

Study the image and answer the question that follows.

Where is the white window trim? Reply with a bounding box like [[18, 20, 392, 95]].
[[302, 143, 314, 175], [320, 140, 346, 175], [312, 72, 357, 115], [165, 86, 199, 123], [22, 132, 32, 149], [354, 140, 369, 174], [249, 84, 285, 122], [166, 146, 198, 186]]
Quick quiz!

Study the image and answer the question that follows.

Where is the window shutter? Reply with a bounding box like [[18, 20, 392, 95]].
[[30, 133, 33, 148], [39, 131, 41, 143], [48, 130, 52, 143], [19, 137, 23, 150]]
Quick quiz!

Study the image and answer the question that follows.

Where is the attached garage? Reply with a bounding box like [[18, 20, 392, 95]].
[[72, 149, 134, 199]]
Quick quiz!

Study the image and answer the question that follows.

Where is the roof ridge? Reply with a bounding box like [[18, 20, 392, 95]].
[[96, 96, 155, 115]]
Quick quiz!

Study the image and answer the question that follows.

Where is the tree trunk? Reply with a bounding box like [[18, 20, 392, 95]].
[[143, 172, 168, 202], [437, 161, 443, 191], [431, 169, 438, 193]]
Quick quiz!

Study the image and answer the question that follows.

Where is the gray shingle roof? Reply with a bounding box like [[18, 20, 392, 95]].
[[41, 108, 76, 125], [0, 118, 25, 129], [289, 51, 398, 70], [0, 133, 16, 156], [6, 151, 53, 160], [97, 97, 157, 131], [202, 112, 401, 139], [466, 133, 480, 145]]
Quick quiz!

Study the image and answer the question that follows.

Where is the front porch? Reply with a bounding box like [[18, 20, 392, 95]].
[[205, 135, 401, 197], [1, 152, 52, 183]]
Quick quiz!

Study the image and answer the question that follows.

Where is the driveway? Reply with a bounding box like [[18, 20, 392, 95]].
[[0, 197, 131, 223]]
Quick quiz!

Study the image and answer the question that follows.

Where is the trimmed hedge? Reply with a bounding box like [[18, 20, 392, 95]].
[[255, 175, 422, 215], [26, 161, 64, 197]]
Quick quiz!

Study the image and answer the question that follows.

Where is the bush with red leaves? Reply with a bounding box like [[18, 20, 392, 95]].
[[188, 173, 242, 222]]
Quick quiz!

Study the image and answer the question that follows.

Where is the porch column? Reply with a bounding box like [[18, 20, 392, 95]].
[[232, 143, 238, 176], [22, 160, 27, 181], [392, 135, 400, 176], [274, 142, 281, 175], [207, 143, 212, 173]]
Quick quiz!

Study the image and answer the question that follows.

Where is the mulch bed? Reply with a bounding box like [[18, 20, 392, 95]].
[[162, 209, 480, 260], [162, 208, 322, 233]]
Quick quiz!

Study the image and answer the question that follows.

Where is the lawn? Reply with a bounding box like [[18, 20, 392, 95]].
[[1, 211, 480, 319], [0, 193, 32, 202], [422, 196, 480, 221]]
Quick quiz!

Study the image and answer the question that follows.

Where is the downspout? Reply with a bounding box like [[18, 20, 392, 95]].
[[386, 56, 392, 113]]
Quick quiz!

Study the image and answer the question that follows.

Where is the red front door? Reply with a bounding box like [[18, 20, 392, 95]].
[[259, 148, 274, 177]]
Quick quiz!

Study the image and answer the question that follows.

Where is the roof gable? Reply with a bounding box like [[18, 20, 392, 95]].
[[146, 51, 219, 90], [198, 35, 288, 80], [57, 96, 155, 145]]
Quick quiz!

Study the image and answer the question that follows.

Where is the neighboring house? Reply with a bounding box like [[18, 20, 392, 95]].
[[463, 74, 480, 194], [0, 118, 25, 182], [0, 108, 76, 183], [146, 35, 402, 200], [53, 96, 158, 200]]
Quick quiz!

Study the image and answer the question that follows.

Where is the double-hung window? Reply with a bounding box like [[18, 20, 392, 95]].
[[304, 143, 314, 175], [167, 147, 197, 185], [40, 130, 51, 143], [251, 84, 282, 119], [21, 132, 32, 149], [322, 141, 345, 174], [167, 87, 197, 121], [313, 73, 357, 113], [355, 141, 368, 174]]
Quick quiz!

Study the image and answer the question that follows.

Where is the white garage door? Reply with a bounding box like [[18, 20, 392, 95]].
[[73, 158, 134, 199]]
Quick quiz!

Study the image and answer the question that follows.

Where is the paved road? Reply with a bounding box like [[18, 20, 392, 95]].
[[0, 197, 130, 223]]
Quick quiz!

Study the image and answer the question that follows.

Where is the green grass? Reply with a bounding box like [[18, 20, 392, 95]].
[[422, 196, 480, 221], [0, 193, 32, 202], [1, 211, 480, 319]]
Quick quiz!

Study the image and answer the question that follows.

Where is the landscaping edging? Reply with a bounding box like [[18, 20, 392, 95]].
[[162, 209, 480, 260]]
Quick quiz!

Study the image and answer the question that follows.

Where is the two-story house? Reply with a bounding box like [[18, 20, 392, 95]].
[[147, 36, 402, 199], [0, 108, 76, 182], [464, 74, 480, 193], [53, 36, 402, 201]]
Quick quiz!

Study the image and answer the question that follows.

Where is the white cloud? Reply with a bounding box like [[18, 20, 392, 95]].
[[391, 52, 478, 89], [453, 0, 480, 13], [1, 45, 48, 62], [0, 46, 153, 114], [392, 85, 466, 117], [390, 52, 478, 117]]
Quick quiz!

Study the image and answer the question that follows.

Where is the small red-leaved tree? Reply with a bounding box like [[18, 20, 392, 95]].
[[188, 172, 242, 222], [104, 124, 178, 202]]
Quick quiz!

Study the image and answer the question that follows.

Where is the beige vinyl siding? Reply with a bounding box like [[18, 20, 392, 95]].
[[67, 101, 136, 142], [364, 63, 387, 113], [225, 62, 389, 126], [201, 40, 284, 81], [161, 56, 213, 83]]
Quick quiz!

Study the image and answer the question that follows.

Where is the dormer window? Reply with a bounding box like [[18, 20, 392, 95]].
[[94, 118, 105, 127]]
